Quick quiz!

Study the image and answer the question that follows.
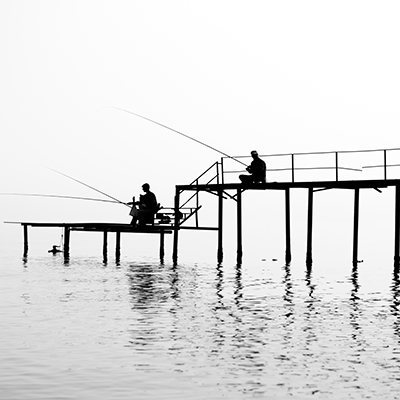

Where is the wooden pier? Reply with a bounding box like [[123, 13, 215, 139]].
[[6, 147, 400, 270], [170, 147, 400, 271], [172, 179, 400, 270]]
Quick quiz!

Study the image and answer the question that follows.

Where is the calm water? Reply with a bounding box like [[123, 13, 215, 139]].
[[1, 227, 400, 400]]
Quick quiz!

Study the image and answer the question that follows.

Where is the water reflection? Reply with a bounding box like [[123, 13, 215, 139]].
[[303, 267, 317, 350], [282, 264, 293, 306], [391, 270, 400, 341], [348, 265, 364, 349], [234, 264, 243, 308], [215, 263, 224, 307], [126, 263, 171, 352], [8, 253, 400, 398], [127, 263, 165, 308]]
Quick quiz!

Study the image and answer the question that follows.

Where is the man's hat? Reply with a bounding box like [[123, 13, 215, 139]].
[[251, 150, 258, 156]]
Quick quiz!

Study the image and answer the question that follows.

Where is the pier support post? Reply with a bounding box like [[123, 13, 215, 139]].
[[103, 231, 108, 262], [115, 231, 121, 263], [285, 188, 292, 265], [237, 189, 243, 264], [64, 226, 70, 259], [306, 188, 313, 267], [172, 189, 180, 265], [353, 188, 360, 266], [160, 229, 165, 263], [217, 189, 223, 264], [395, 186, 400, 268], [23, 224, 28, 257]]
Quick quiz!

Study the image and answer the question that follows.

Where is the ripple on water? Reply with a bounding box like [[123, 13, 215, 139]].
[[1, 256, 400, 399]]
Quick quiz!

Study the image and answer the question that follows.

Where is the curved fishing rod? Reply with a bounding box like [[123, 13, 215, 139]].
[[103, 106, 247, 167], [43, 166, 130, 208], [0, 192, 121, 204]]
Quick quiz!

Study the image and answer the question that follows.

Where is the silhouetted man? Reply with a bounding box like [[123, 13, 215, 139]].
[[239, 150, 266, 184], [128, 183, 159, 226], [48, 245, 62, 254]]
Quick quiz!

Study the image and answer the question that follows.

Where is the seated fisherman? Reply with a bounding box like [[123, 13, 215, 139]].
[[128, 183, 159, 226], [239, 150, 266, 184]]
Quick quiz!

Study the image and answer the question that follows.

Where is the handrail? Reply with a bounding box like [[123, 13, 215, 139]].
[[220, 147, 400, 183], [174, 146, 400, 230], [229, 147, 400, 159], [189, 162, 219, 185]]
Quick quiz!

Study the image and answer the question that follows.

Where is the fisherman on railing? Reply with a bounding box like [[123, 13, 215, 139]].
[[128, 183, 160, 227], [239, 150, 267, 184]]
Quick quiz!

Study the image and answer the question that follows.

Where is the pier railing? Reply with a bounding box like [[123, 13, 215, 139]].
[[220, 147, 400, 184], [175, 147, 400, 229]]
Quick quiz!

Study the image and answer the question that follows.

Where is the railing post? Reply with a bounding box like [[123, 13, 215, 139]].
[[384, 150, 387, 180], [335, 152, 339, 181], [291, 154, 295, 183]]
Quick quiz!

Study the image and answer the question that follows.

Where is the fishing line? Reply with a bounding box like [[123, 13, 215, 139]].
[[43, 166, 130, 208], [102, 106, 247, 167], [0, 192, 121, 204]]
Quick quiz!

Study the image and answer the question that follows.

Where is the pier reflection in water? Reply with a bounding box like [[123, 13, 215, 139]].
[[1, 255, 400, 399]]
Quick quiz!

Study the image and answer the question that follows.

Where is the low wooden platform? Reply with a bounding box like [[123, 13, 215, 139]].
[[5, 221, 172, 262], [5, 221, 173, 233]]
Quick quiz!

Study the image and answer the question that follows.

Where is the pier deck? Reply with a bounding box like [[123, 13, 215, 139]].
[[6, 221, 172, 263], [172, 178, 400, 269]]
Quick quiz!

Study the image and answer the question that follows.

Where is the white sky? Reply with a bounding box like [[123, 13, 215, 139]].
[[1, 1, 400, 224]]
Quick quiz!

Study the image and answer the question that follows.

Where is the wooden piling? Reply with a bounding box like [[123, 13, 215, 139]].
[[237, 189, 243, 264], [353, 188, 360, 266], [285, 188, 292, 264], [172, 189, 180, 265], [306, 188, 313, 267], [115, 231, 121, 262], [395, 185, 400, 267], [23, 224, 28, 256], [160, 230, 165, 263], [103, 231, 108, 262], [217, 189, 223, 263], [64, 226, 70, 258]]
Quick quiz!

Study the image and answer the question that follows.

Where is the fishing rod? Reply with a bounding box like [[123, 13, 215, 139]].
[[43, 166, 130, 208], [103, 106, 248, 167], [0, 192, 121, 204]]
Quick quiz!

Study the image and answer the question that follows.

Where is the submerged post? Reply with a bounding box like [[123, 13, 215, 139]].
[[64, 226, 70, 258], [237, 189, 243, 264], [23, 224, 28, 257], [217, 188, 223, 263], [306, 188, 313, 267], [115, 231, 121, 262], [160, 229, 165, 263], [103, 231, 108, 262], [395, 186, 400, 268], [172, 189, 180, 265], [353, 188, 360, 266], [285, 188, 292, 264]]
